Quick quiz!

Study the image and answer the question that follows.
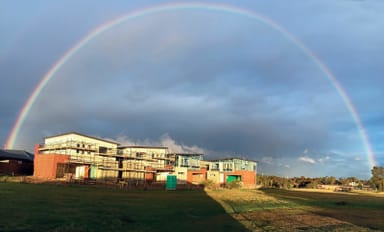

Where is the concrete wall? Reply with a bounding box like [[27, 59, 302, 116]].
[[175, 167, 188, 184], [207, 171, 221, 184]]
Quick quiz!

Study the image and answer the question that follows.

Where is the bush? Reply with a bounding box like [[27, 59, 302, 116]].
[[201, 179, 219, 190], [226, 180, 243, 189]]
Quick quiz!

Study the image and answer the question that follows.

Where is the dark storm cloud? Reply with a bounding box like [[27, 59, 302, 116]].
[[18, 9, 346, 158], [2, 1, 383, 177]]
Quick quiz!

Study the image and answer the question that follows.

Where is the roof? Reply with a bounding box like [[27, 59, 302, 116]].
[[208, 157, 258, 163], [119, 145, 168, 149], [44, 132, 120, 145], [0, 149, 34, 162], [170, 153, 204, 156]]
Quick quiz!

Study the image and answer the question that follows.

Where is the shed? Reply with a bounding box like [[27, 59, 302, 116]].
[[0, 149, 34, 176]]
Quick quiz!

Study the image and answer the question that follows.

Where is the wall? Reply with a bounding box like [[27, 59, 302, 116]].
[[224, 170, 256, 188], [206, 171, 221, 184], [175, 167, 188, 184], [96, 169, 119, 181], [0, 160, 33, 176], [187, 167, 207, 184], [120, 147, 168, 169], [43, 133, 118, 156], [34, 153, 69, 179]]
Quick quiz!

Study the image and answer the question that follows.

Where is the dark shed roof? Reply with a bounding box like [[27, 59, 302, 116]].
[[0, 149, 34, 162]]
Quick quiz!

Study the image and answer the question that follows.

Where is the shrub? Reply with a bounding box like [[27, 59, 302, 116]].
[[226, 180, 243, 189], [201, 179, 219, 190]]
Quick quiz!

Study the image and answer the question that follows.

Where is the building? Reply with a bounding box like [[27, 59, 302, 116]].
[[33, 132, 257, 188], [206, 158, 257, 188], [34, 132, 172, 182], [170, 153, 206, 184], [0, 149, 34, 176], [117, 145, 172, 183], [34, 132, 119, 180]]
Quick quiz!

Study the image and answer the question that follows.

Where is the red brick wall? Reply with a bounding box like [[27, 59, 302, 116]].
[[187, 167, 207, 184], [224, 170, 256, 188], [34, 144, 69, 179], [145, 167, 155, 183]]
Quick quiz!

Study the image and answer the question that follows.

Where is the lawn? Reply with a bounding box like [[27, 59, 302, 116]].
[[1, 183, 383, 231], [0, 182, 245, 232], [206, 188, 384, 231]]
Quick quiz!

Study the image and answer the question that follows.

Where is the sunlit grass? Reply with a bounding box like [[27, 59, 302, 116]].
[[1, 183, 383, 231], [207, 188, 384, 231]]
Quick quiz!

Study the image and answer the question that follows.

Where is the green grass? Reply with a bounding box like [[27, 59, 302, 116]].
[[2, 183, 384, 231], [0, 183, 247, 232], [260, 188, 384, 231]]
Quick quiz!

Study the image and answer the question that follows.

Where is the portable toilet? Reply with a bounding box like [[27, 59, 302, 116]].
[[166, 175, 177, 190]]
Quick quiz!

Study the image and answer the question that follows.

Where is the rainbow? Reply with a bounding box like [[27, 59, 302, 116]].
[[6, 2, 376, 168]]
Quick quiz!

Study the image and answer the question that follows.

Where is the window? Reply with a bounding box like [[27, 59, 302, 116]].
[[99, 146, 107, 154]]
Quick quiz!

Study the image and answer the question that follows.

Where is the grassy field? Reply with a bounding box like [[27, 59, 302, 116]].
[[0, 182, 245, 232], [1, 183, 384, 231], [207, 188, 384, 231]]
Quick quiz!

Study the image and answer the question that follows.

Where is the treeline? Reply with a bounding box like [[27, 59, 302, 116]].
[[257, 175, 368, 189], [371, 166, 384, 192], [257, 166, 384, 192]]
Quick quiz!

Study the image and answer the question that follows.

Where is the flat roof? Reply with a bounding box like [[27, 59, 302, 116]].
[[207, 157, 258, 163], [119, 145, 168, 149], [44, 132, 120, 145], [170, 153, 204, 156]]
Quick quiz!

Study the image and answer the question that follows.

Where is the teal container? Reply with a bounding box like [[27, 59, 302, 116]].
[[227, 175, 241, 183], [90, 165, 97, 179], [166, 175, 177, 190]]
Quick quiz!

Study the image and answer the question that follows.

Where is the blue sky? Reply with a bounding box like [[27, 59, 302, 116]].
[[1, 0, 383, 179]]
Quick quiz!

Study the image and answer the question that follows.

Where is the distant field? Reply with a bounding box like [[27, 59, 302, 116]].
[[207, 188, 384, 231], [1, 183, 383, 231]]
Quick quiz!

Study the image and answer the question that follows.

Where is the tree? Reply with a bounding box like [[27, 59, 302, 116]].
[[370, 166, 384, 192]]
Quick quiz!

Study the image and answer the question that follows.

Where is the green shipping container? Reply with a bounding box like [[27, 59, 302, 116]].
[[166, 175, 177, 190], [226, 175, 241, 183]]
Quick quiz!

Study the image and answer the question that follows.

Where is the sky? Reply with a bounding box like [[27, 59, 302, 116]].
[[1, 0, 383, 179]]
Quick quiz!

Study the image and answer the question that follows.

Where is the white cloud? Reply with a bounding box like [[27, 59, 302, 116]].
[[284, 164, 291, 168], [114, 133, 206, 154], [318, 155, 330, 163], [261, 156, 274, 165], [298, 156, 316, 164]]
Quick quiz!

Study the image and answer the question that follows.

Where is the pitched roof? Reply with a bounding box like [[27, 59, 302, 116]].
[[0, 149, 34, 162]]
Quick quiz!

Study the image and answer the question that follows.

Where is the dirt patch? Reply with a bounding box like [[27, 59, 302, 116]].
[[233, 209, 373, 231], [206, 189, 382, 231]]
